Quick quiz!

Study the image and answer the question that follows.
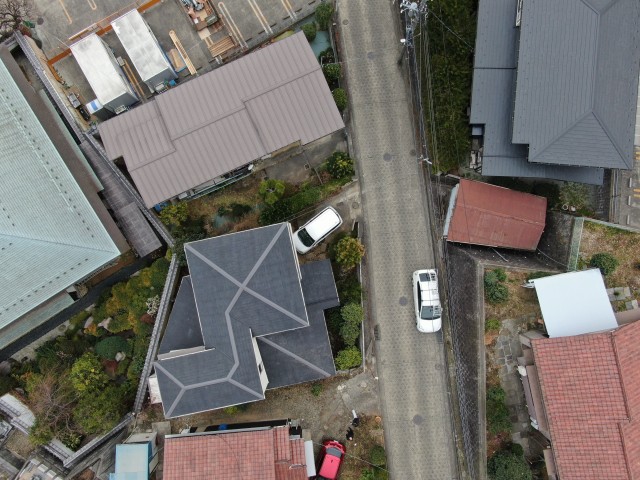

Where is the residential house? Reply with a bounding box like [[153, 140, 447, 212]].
[[469, 0, 640, 183], [150, 223, 338, 417], [163, 420, 312, 479], [98, 32, 345, 207], [0, 45, 130, 352], [443, 179, 547, 250]]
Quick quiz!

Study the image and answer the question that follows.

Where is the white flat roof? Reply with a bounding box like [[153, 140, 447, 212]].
[[70, 34, 129, 105], [533, 269, 618, 337], [111, 10, 172, 82]]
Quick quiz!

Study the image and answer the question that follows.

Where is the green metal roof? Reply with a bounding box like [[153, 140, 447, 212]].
[[0, 58, 120, 329]]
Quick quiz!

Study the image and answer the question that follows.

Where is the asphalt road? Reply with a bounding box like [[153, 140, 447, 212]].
[[338, 0, 458, 478]]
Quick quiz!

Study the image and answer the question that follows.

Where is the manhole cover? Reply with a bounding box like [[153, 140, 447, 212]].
[[342, 19, 349, 25], [37, 17, 44, 25], [352, 201, 360, 209], [303, 163, 310, 170], [367, 51, 375, 59], [399, 296, 408, 306], [383, 153, 393, 162], [412, 415, 424, 425], [409, 149, 416, 155], [434, 363, 443, 371]]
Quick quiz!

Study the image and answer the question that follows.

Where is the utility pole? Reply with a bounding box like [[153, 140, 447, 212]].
[[397, 0, 427, 65]]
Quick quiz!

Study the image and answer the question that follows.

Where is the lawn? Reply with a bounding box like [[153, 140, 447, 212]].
[[578, 220, 640, 297]]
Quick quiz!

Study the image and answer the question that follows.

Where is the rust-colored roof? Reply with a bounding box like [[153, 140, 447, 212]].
[[162, 426, 307, 480], [445, 179, 546, 250], [531, 320, 640, 480]]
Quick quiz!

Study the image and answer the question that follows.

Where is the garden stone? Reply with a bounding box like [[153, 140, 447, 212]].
[[84, 316, 94, 329], [115, 352, 126, 362], [98, 317, 111, 329]]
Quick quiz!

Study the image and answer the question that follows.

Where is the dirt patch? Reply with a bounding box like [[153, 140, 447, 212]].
[[4, 430, 35, 460], [579, 221, 640, 293], [484, 270, 544, 321]]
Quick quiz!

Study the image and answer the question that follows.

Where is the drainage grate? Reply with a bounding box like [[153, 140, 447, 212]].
[[304, 163, 311, 170], [374, 325, 381, 341]]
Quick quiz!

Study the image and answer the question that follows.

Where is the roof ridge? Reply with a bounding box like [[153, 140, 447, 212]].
[[529, 109, 594, 162], [0, 231, 119, 255]]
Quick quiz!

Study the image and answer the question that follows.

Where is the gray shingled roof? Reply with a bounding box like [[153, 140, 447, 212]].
[[512, 0, 640, 169], [470, 0, 632, 182], [99, 32, 345, 207], [154, 224, 337, 417]]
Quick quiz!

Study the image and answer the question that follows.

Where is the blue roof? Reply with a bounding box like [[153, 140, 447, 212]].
[[110, 443, 149, 480]]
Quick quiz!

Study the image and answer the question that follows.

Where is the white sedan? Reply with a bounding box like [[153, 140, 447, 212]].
[[412, 269, 442, 333]]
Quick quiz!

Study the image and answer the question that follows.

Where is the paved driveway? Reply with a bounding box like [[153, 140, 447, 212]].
[[338, 0, 458, 478]]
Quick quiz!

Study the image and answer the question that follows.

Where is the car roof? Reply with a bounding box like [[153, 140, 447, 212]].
[[318, 441, 345, 478], [304, 207, 341, 240]]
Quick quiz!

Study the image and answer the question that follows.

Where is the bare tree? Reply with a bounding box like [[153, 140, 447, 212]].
[[0, 0, 32, 41]]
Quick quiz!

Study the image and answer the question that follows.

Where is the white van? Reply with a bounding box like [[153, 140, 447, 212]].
[[293, 207, 343, 254]]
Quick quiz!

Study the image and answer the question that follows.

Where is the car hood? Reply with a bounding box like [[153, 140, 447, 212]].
[[417, 317, 442, 333]]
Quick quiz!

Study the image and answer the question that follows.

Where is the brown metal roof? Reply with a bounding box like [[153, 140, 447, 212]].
[[445, 179, 546, 250], [99, 32, 344, 207]]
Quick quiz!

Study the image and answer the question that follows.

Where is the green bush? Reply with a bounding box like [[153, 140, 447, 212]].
[[360, 470, 375, 480], [327, 151, 354, 179], [259, 179, 286, 205], [70, 353, 109, 396], [336, 273, 362, 304], [589, 252, 619, 276], [487, 448, 532, 480], [301, 22, 317, 42], [311, 383, 323, 396], [159, 202, 188, 228], [485, 318, 501, 333], [335, 237, 365, 268], [340, 317, 361, 346], [525, 271, 553, 281], [74, 384, 129, 434], [332, 88, 348, 112], [335, 346, 361, 370], [259, 187, 323, 225], [486, 386, 511, 435], [319, 46, 335, 64], [95, 336, 130, 360], [223, 404, 249, 415], [484, 270, 510, 304], [370, 445, 386, 466], [322, 63, 341, 87], [315, 2, 333, 30], [69, 310, 91, 330]]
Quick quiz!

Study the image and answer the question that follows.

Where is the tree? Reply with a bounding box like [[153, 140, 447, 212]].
[[259, 179, 286, 205], [70, 353, 109, 396], [322, 63, 341, 88], [335, 237, 365, 268], [315, 2, 333, 30], [74, 384, 129, 434], [335, 346, 361, 370], [95, 336, 130, 360], [326, 151, 354, 179], [332, 88, 348, 112], [589, 252, 619, 276], [0, 0, 32, 41], [301, 22, 316, 42], [488, 449, 532, 480], [158, 202, 188, 228]]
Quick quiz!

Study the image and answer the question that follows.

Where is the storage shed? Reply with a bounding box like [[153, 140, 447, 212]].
[[70, 34, 139, 114], [111, 10, 177, 94]]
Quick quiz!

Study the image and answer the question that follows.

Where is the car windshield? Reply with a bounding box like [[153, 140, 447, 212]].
[[297, 228, 315, 247], [420, 305, 441, 320], [326, 447, 344, 458]]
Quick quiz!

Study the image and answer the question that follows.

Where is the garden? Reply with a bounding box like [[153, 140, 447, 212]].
[[0, 257, 170, 450]]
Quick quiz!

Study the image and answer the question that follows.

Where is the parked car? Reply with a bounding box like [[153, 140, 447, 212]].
[[317, 440, 346, 479], [412, 269, 442, 333], [292, 206, 343, 254]]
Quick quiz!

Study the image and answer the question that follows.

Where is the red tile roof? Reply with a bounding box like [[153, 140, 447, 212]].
[[163, 426, 307, 480], [446, 179, 547, 250], [531, 321, 640, 480]]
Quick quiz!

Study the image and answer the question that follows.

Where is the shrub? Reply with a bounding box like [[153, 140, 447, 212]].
[[485, 318, 501, 333], [487, 449, 532, 480], [332, 88, 348, 112], [486, 386, 511, 435], [259, 179, 286, 205], [223, 404, 249, 415], [484, 271, 509, 304], [335, 346, 361, 370], [158, 202, 188, 228], [340, 317, 361, 346], [532, 182, 560, 207], [315, 2, 333, 30], [322, 63, 341, 87], [360, 470, 375, 480], [493, 268, 507, 282], [525, 271, 553, 281], [69, 310, 91, 330], [311, 383, 323, 396], [319, 46, 335, 64], [335, 237, 365, 268], [327, 151, 354, 179], [336, 273, 362, 304], [589, 252, 619, 276], [259, 187, 323, 225], [95, 336, 130, 360], [70, 353, 109, 396], [301, 22, 317, 42], [370, 445, 386, 466], [74, 384, 129, 434]]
